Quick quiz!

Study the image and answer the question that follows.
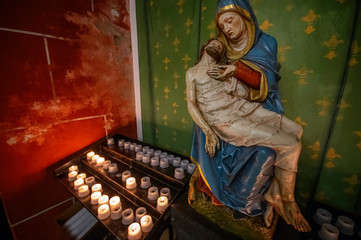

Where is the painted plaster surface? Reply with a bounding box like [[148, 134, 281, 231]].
[[0, 0, 136, 224]]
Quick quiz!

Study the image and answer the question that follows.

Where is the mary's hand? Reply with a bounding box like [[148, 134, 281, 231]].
[[207, 65, 236, 81], [205, 132, 220, 157]]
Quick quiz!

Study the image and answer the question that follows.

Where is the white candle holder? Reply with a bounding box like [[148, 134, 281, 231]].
[[142, 154, 151, 164], [318, 223, 339, 240], [148, 187, 159, 201], [160, 152, 168, 159], [98, 204, 110, 220], [160, 158, 169, 168], [85, 176, 95, 187], [126, 177, 137, 190], [68, 171, 78, 181], [110, 205, 122, 220], [122, 208, 135, 225], [109, 196, 121, 210], [140, 177, 151, 189], [130, 143, 137, 151], [160, 187, 171, 200], [91, 192, 102, 205], [78, 185, 90, 197], [150, 157, 159, 167], [136, 152, 143, 161], [154, 150, 161, 158], [77, 173, 87, 180], [91, 155, 99, 164], [173, 157, 181, 167], [313, 208, 332, 225], [122, 171, 131, 182], [103, 160, 111, 170], [181, 160, 189, 170], [135, 207, 147, 223], [124, 141, 131, 149], [142, 146, 149, 153], [74, 178, 84, 190], [98, 195, 109, 205], [92, 183, 103, 193], [156, 196, 168, 213], [167, 154, 174, 164], [135, 144, 143, 152], [187, 163, 196, 174], [174, 168, 185, 179], [108, 163, 118, 173], [335, 215, 354, 235], [118, 139, 125, 147], [86, 151, 95, 161], [69, 165, 78, 173], [96, 157, 105, 167], [140, 215, 153, 233], [128, 222, 142, 240], [107, 138, 115, 146], [146, 149, 154, 157]]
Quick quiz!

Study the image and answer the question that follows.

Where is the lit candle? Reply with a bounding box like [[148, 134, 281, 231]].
[[91, 154, 100, 164], [140, 176, 151, 189], [160, 158, 169, 168], [124, 141, 131, 149], [78, 185, 90, 197], [74, 178, 84, 190], [160, 187, 171, 200], [96, 157, 105, 167], [111, 205, 122, 220], [91, 192, 102, 205], [86, 151, 95, 161], [187, 163, 196, 174], [103, 160, 111, 170], [142, 154, 151, 164], [167, 154, 174, 164], [148, 186, 159, 201], [122, 208, 134, 225], [154, 150, 161, 158], [156, 196, 168, 212], [77, 173, 87, 180], [135, 152, 143, 161], [85, 176, 95, 187], [173, 157, 181, 167], [109, 196, 121, 210], [122, 171, 131, 182], [128, 222, 142, 240], [135, 144, 142, 152], [69, 165, 78, 172], [108, 163, 118, 173], [135, 207, 146, 223], [68, 171, 78, 181], [107, 137, 115, 146], [140, 215, 153, 233], [174, 168, 185, 180], [150, 157, 159, 167], [98, 204, 110, 220], [92, 183, 103, 193], [181, 160, 189, 170], [98, 195, 109, 205], [118, 139, 125, 147], [126, 177, 137, 190]]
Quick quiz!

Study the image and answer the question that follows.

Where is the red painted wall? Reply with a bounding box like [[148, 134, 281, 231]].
[[0, 0, 136, 225]]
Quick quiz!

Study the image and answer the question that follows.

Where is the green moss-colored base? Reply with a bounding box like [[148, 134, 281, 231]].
[[190, 190, 278, 240]]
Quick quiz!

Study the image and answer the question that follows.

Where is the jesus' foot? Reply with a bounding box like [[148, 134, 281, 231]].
[[283, 201, 311, 232]]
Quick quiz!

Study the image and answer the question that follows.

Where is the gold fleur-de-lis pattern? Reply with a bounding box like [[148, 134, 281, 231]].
[[137, 0, 361, 213]]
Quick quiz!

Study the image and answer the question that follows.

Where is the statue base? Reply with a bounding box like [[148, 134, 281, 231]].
[[189, 181, 278, 240]]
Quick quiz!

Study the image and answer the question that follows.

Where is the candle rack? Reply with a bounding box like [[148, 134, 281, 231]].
[[54, 134, 194, 240]]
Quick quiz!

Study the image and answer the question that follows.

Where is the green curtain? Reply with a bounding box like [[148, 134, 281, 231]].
[[136, 0, 361, 214]]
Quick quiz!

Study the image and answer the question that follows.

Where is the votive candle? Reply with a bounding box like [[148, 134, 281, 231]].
[[140, 215, 153, 233], [98, 204, 110, 220], [128, 222, 141, 240]]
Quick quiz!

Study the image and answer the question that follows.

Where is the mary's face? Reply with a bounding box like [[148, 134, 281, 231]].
[[218, 12, 246, 41]]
